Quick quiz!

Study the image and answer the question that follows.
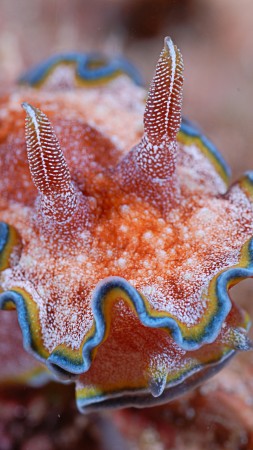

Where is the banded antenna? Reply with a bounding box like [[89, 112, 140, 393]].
[[136, 37, 184, 180], [22, 103, 78, 224]]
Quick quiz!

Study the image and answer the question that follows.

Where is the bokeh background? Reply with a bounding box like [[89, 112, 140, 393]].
[[1, 0, 253, 315], [1, 0, 253, 179], [1, 1, 253, 448]]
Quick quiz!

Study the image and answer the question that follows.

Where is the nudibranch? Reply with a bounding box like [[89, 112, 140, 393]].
[[0, 37, 253, 413]]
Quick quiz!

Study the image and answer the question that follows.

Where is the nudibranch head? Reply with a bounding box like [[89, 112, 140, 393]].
[[0, 37, 253, 412]]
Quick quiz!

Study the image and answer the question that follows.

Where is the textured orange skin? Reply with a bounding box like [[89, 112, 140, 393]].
[[0, 72, 252, 412]]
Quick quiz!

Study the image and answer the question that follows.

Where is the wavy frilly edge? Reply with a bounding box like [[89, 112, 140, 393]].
[[0, 147, 248, 379], [0, 308, 52, 387], [179, 117, 231, 186], [18, 53, 143, 88], [0, 222, 21, 272], [75, 351, 236, 412], [0, 122, 252, 409], [0, 226, 253, 378], [0, 259, 246, 412], [0, 130, 251, 376]]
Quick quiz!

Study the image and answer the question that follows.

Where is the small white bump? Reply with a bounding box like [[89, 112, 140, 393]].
[[143, 231, 153, 240]]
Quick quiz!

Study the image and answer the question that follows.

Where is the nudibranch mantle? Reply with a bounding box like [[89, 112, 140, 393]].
[[0, 38, 253, 412]]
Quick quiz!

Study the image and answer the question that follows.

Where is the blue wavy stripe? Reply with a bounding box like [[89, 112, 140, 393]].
[[1, 183, 253, 376], [0, 222, 9, 255], [18, 53, 143, 87], [0, 244, 252, 376], [245, 171, 253, 184], [180, 117, 231, 180], [48, 271, 232, 374], [0, 290, 45, 363]]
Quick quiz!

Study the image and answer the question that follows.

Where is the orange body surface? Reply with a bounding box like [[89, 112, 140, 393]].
[[0, 39, 253, 412]]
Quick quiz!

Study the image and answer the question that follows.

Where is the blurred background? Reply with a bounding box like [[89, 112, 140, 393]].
[[1, 2, 253, 448], [1, 0, 253, 180], [1, 0, 253, 312]]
